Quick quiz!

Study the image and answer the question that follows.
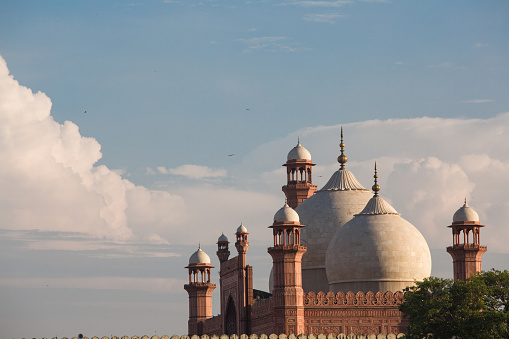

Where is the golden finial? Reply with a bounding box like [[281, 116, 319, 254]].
[[337, 126, 348, 169], [372, 162, 380, 196], [198, 243, 201, 249]]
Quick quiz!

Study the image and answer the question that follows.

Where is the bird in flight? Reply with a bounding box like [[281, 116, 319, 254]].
[[228, 154, 235, 157], [84, 110, 87, 113], [246, 108, 250, 111]]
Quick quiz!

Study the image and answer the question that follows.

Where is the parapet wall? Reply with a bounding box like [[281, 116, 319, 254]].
[[304, 290, 405, 307], [39, 334, 406, 339], [303, 291, 407, 336]]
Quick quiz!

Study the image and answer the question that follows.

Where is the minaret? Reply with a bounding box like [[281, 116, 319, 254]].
[[268, 202, 306, 335], [447, 200, 487, 281], [184, 245, 216, 335], [234, 223, 253, 334], [282, 138, 317, 209], [217, 233, 230, 263]]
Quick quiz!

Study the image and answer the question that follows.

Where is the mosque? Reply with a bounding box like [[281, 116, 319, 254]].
[[183, 130, 487, 336]]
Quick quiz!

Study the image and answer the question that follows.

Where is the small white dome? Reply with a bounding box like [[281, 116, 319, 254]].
[[287, 140, 312, 161], [453, 201, 479, 222], [189, 246, 211, 265], [218, 233, 228, 242], [237, 223, 248, 233], [274, 203, 300, 223]]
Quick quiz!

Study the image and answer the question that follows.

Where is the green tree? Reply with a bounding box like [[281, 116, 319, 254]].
[[399, 270, 509, 339]]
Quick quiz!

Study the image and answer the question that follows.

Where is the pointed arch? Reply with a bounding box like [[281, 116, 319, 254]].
[[225, 296, 237, 335]]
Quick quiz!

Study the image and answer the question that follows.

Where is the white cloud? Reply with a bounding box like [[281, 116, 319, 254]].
[[158, 164, 227, 179], [461, 99, 494, 104], [304, 13, 344, 23], [0, 55, 185, 243]]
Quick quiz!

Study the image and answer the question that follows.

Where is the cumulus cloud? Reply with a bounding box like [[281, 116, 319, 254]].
[[157, 164, 227, 179], [2, 53, 508, 262], [0, 56, 184, 243]]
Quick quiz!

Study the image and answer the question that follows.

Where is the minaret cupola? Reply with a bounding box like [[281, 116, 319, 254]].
[[235, 223, 249, 267], [282, 138, 317, 208], [217, 233, 230, 263]]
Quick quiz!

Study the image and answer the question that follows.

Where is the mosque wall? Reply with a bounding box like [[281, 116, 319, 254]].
[[250, 298, 274, 334], [50, 334, 407, 339], [303, 291, 408, 336], [203, 316, 222, 336], [200, 290, 407, 336]]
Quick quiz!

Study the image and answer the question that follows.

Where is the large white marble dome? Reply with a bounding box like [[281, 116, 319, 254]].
[[326, 193, 432, 293], [296, 140, 372, 293]]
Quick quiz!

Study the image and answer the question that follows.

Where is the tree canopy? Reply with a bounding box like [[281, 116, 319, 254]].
[[399, 269, 509, 339]]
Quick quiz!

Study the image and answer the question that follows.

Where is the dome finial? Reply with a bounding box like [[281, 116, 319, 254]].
[[464, 197, 467, 206], [298, 136, 300, 145], [198, 243, 201, 249], [337, 126, 348, 169], [372, 162, 380, 196]]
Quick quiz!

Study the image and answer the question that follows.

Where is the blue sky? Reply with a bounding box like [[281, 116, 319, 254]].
[[0, 1, 508, 338]]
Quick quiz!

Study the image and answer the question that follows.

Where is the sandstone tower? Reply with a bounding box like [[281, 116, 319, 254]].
[[184, 246, 216, 335], [447, 200, 487, 281], [268, 203, 307, 334]]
